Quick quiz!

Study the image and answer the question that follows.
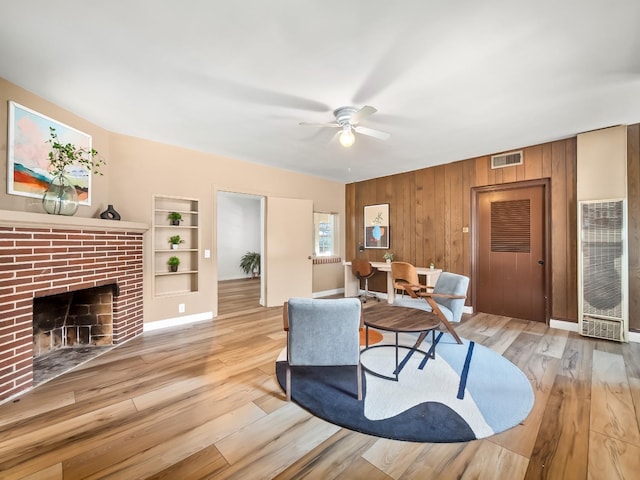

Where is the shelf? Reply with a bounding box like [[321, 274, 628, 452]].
[[155, 270, 198, 277], [155, 225, 198, 229], [154, 208, 198, 215], [155, 248, 198, 253], [152, 195, 200, 297]]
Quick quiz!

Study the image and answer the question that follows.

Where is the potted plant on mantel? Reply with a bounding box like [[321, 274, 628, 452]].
[[168, 212, 182, 226], [43, 127, 105, 216], [168, 235, 184, 250], [167, 256, 180, 272]]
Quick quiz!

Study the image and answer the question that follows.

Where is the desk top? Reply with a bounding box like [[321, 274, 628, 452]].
[[364, 304, 440, 332], [344, 261, 442, 275]]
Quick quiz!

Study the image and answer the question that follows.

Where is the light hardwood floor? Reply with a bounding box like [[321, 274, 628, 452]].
[[1, 280, 640, 479]]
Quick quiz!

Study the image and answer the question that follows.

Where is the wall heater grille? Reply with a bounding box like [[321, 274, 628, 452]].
[[578, 199, 628, 342]]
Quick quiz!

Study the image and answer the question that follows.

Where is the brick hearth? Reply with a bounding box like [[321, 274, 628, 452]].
[[0, 211, 147, 401]]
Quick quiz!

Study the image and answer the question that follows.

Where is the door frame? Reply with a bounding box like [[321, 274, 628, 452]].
[[470, 178, 552, 322]]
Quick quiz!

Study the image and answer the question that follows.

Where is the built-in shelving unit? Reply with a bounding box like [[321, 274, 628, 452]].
[[152, 195, 199, 297]]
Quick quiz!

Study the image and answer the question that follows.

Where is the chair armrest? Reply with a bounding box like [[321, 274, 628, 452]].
[[283, 301, 289, 331], [396, 282, 428, 291], [419, 292, 466, 300]]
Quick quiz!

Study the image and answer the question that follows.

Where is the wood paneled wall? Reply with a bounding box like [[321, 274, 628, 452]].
[[346, 138, 579, 322]]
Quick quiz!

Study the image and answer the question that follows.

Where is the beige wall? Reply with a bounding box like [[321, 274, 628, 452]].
[[577, 125, 627, 200], [0, 78, 346, 323], [313, 263, 344, 294], [0, 78, 111, 216]]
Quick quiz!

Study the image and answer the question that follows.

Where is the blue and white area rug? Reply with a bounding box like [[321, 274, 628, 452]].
[[275, 332, 534, 443]]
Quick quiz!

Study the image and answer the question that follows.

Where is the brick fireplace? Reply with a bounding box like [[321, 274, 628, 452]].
[[0, 210, 147, 401]]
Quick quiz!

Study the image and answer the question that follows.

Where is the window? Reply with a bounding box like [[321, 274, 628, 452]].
[[314, 212, 337, 256]]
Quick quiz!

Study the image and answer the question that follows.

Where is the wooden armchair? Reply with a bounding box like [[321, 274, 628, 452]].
[[395, 272, 469, 345], [390, 261, 428, 297]]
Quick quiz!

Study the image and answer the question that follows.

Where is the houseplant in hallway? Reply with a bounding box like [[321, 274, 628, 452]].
[[240, 251, 260, 278], [167, 256, 180, 272], [42, 127, 104, 215]]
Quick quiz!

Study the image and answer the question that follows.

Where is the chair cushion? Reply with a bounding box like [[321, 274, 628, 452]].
[[392, 296, 456, 322], [287, 297, 361, 366]]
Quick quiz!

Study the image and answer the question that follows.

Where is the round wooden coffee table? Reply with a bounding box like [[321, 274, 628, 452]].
[[362, 304, 441, 381]]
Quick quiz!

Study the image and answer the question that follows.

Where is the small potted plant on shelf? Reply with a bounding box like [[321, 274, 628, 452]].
[[168, 235, 184, 250], [167, 256, 180, 272], [240, 251, 261, 278], [168, 212, 182, 226], [383, 252, 394, 263]]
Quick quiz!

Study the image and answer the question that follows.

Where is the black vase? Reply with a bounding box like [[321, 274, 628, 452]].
[[100, 204, 121, 220]]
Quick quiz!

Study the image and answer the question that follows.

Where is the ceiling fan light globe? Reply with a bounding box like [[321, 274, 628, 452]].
[[339, 129, 355, 148]]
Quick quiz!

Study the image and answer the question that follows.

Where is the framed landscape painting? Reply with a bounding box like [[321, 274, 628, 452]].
[[364, 203, 390, 249], [7, 101, 94, 205]]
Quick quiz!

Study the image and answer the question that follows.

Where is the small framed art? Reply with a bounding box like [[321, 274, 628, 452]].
[[364, 203, 389, 249]]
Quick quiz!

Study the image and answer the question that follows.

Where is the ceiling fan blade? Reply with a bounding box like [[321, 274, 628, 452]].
[[354, 125, 391, 141], [299, 121, 340, 128], [351, 105, 377, 123]]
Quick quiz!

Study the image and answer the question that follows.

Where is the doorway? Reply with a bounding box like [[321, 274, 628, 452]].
[[472, 180, 550, 323], [217, 191, 264, 316]]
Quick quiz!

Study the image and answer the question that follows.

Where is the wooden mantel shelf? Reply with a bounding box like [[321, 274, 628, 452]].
[[0, 209, 149, 233]]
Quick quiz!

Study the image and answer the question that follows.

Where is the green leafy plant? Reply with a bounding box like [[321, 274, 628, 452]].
[[167, 256, 180, 272], [168, 212, 182, 225], [46, 127, 105, 175], [240, 251, 261, 278], [168, 235, 184, 245], [383, 252, 394, 261]]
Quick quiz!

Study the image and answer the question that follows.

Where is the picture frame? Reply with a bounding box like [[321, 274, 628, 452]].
[[364, 203, 390, 249], [7, 101, 94, 205]]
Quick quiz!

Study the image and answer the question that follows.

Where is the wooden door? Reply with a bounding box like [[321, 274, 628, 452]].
[[475, 183, 547, 322], [265, 196, 313, 307]]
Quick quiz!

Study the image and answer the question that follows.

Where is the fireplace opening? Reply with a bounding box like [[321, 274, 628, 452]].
[[32, 284, 117, 385]]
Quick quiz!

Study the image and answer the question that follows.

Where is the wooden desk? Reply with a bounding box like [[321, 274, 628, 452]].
[[343, 261, 442, 304]]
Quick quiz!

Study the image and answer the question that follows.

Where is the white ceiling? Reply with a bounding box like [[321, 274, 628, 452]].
[[2, 1, 640, 183]]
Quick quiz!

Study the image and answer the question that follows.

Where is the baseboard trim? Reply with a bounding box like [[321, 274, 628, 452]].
[[549, 319, 580, 333], [313, 288, 344, 298], [144, 312, 214, 332]]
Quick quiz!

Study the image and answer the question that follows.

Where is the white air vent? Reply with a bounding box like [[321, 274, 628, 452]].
[[491, 151, 523, 169], [578, 199, 628, 342]]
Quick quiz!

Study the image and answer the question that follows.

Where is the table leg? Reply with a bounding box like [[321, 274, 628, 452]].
[[386, 271, 395, 304]]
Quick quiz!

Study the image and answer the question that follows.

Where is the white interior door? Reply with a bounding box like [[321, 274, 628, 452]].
[[265, 197, 313, 307]]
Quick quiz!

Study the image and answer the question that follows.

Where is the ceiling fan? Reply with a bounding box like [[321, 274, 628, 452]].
[[299, 105, 391, 147]]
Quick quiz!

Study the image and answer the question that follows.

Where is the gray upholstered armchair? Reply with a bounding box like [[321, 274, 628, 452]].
[[393, 272, 469, 344], [283, 297, 363, 401]]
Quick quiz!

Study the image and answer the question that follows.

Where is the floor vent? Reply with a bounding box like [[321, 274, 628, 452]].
[[491, 151, 522, 169]]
